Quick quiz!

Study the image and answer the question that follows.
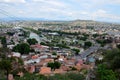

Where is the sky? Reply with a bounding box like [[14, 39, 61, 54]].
[[0, 0, 120, 22]]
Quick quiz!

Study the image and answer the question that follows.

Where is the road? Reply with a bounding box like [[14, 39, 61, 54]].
[[75, 44, 100, 59]]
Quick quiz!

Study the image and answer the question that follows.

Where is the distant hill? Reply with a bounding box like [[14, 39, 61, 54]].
[[0, 19, 120, 28]]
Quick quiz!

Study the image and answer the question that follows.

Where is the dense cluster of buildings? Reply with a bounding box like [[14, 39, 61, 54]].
[[0, 20, 120, 80]]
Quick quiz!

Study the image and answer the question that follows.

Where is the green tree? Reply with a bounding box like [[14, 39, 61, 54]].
[[72, 48, 80, 55], [23, 31, 30, 37], [104, 49, 120, 70], [96, 39, 105, 47], [9, 57, 24, 76], [48, 74, 70, 80], [79, 36, 87, 41], [93, 34, 99, 38], [40, 42, 46, 45], [0, 59, 12, 80], [99, 49, 120, 79], [15, 73, 47, 80], [54, 61, 61, 69], [13, 43, 30, 55], [96, 64, 117, 80], [47, 62, 54, 69], [52, 52, 57, 55], [56, 44, 70, 49], [67, 73, 85, 80], [117, 44, 120, 49], [47, 61, 61, 70], [7, 32, 14, 36], [84, 41, 92, 48], [111, 56, 120, 70], [48, 73, 85, 80], [27, 38, 38, 45], [1, 37, 7, 47], [0, 47, 11, 59], [71, 67, 77, 70], [14, 72, 85, 80]]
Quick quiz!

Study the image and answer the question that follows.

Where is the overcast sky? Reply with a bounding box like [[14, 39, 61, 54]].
[[0, 0, 120, 22]]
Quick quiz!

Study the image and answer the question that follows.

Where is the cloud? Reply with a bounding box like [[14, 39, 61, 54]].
[[91, 9, 120, 20], [18, 10, 25, 14], [107, 0, 120, 4], [32, 0, 67, 8], [0, 0, 26, 3], [0, 0, 120, 22]]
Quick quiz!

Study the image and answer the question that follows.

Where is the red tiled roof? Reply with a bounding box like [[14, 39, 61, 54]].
[[44, 58, 54, 62], [60, 65, 70, 71], [31, 44, 49, 49], [40, 67, 51, 74], [32, 55, 38, 59], [65, 59, 76, 66], [77, 59, 83, 65], [75, 63, 82, 71], [54, 69, 66, 74], [31, 44, 43, 49], [82, 64, 91, 69], [27, 66, 35, 73]]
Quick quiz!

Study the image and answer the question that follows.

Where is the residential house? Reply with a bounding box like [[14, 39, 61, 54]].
[[64, 58, 76, 67], [8, 74, 14, 80], [39, 58, 54, 66], [60, 65, 70, 71], [0, 40, 2, 47], [53, 69, 66, 74], [39, 67, 51, 75], [17, 72, 24, 77], [31, 44, 49, 53], [7, 44, 15, 50], [74, 63, 82, 71], [27, 65, 35, 73], [72, 59, 83, 71], [13, 52, 21, 57]]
